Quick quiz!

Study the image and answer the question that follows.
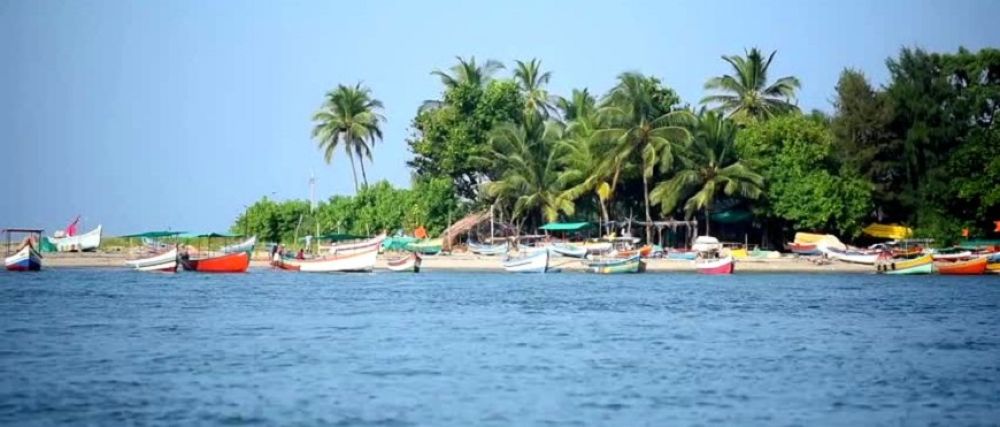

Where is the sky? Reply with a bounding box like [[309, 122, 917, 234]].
[[1, 0, 998, 235]]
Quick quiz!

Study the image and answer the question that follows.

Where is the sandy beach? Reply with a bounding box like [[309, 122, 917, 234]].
[[38, 251, 874, 273]]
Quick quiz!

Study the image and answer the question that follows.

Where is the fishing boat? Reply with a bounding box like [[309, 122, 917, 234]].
[[666, 250, 697, 260], [582, 241, 613, 255], [273, 246, 378, 272], [502, 249, 550, 273], [877, 254, 933, 275], [405, 238, 443, 255], [549, 243, 588, 258], [221, 236, 256, 254], [328, 233, 387, 256], [930, 249, 973, 261], [819, 246, 879, 265], [586, 255, 644, 274], [987, 261, 1000, 274], [126, 248, 179, 272], [785, 242, 821, 255], [936, 258, 987, 275], [5, 244, 42, 271], [468, 241, 508, 256], [180, 251, 249, 273], [47, 225, 102, 252], [697, 255, 734, 274], [386, 252, 421, 272]]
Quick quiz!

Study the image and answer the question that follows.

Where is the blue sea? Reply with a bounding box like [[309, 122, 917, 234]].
[[1, 269, 998, 426]]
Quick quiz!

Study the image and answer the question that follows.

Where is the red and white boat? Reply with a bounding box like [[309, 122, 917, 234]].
[[386, 252, 421, 273], [126, 248, 178, 272], [5, 244, 42, 271], [697, 255, 734, 275], [180, 251, 249, 273], [274, 246, 378, 272]]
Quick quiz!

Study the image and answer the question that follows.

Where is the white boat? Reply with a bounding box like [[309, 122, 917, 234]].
[[468, 241, 508, 256], [327, 233, 387, 256], [692, 236, 723, 252], [5, 244, 42, 271], [819, 246, 878, 265], [276, 246, 378, 272], [930, 251, 972, 261], [125, 248, 178, 272], [221, 236, 256, 254], [386, 252, 421, 272], [549, 243, 588, 258], [582, 241, 613, 254], [47, 225, 102, 252], [502, 249, 550, 273]]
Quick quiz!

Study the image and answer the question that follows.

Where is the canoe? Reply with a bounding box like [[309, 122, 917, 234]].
[[4, 244, 42, 271], [47, 225, 102, 252], [328, 233, 387, 256], [180, 251, 249, 273], [549, 243, 588, 258], [221, 236, 256, 254], [785, 242, 821, 255], [931, 250, 973, 261], [586, 255, 644, 274], [936, 258, 987, 275], [666, 250, 697, 260], [405, 239, 443, 255], [468, 241, 508, 256], [877, 255, 933, 275], [820, 246, 878, 265], [386, 252, 421, 273], [502, 249, 549, 273], [697, 255, 734, 275], [274, 246, 378, 272], [126, 248, 178, 272], [793, 232, 826, 244]]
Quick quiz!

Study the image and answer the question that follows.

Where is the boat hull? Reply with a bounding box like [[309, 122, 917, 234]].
[[327, 233, 387, 256], [221, 236, 256, 254], [468, 242, 508, 256], [277, 247, 378, 272], [820, 246, 878, 265], [181, 251, 249, 273], [697, 256, 734, 275], [878, 255, 933, 275], [785, 242, 820, 255], [47, 225, 102, 252], [4, 246, 42, 271], [587, 256, 644, 274], [503, 250, 549, 273], [126, 248, 178, 272], [550, 244, 588, 258], [386, 253, 421, 272], [936, 258, 988, 275]]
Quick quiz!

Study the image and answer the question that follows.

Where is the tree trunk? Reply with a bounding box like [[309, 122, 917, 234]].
[[347, 150, 359, 194], [704, 208, 711, 236], [642, 172, 653, 244], [358, 154, 369, 188], [597, 195, 609, 237]]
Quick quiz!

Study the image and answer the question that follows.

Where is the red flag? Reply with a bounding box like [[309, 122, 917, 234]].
[[994, 220, 1000, 233], [65, 216, 80, 237], [414, 226, 427, 239], [961, 228, 969, 238]]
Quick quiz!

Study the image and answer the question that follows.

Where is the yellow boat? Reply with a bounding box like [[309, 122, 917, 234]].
[[862, 223, 913, 240], [793, 232, 825, 244], [877, 254, 933, 275]]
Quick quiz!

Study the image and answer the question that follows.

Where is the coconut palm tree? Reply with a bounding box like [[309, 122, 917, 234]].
[[556, 88, 597, 123], [701, 48, 801, 123], [312, 83, 385, 193], [420, 56, 505, 113], [650, 111, 764, 235], [555, 89, 616, 235], [513, 58, 557, 118], [597, 72, 692, 243]]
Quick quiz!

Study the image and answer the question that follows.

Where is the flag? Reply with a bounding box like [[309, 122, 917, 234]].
[[994, 220, 1000, 233], [65, 216, 80, 237], [962, 228, 969, 238], [414, 226, 427, 239]]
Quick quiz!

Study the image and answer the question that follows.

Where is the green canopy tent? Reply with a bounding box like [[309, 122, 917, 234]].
[[710, 210, 753, 224], [539, 222, 592, 232], [317, 233, 367, 242]]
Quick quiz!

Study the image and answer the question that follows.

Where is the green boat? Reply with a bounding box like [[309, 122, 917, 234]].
[[586, 255, 644, 274], [404, 238, 443, 255], [880, 255, 934, 275]]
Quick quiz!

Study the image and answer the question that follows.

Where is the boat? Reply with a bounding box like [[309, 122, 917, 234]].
[[749, 248, 782, 259], [936, 258, 988, 275], [785, 242, 821, 255], [221, 236, 256, 254], [819, 246, 878, 265], [468, 241, 508, 256], [877, 254, 933, 275], [586, 255, 644, 274], [5, 244, 42, 271], [987, 261, 1000, 274], [692, 236, 723, 252], [180, 251, 249, 273], [46, 225, 102, 252], [930, 249, 973, 261], [273, 246, 378, 272], [502, 249, 550, 273], [405, 238, 443, 255], [549, 243, 588, 258], [125, 248, 179, 272], [666, 250, 697, 260], [386, 252, 421, 272], [328, 233, 387, 256], [697, 255, 734, 274], [582, 241, 613, 255]]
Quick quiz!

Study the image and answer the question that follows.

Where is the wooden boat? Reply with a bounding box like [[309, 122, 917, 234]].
[[697, 255, 734, 274], [274, 246, 378, 272], [328, 233, 387, 256], [126, 248, 178, 272], [785, 242, 820, 255], [549, 243, 588, 258], [47, 225, 102, 252], [502, 249, 550, 273], [936, 258, 987, 275], [930, 250, 973, 261], [987, 262, 1000, 274], [386, 252, 421, 272], [582, 241, 613, 254], [666, 250, 697, 260], [405, 238, 443, 255], [180, 251, 249, 273], [586, 255, 644, 274], [468, 241, 508, 256], [5, 244, 42, 271], [221, 236, 256, 254], [877, 254, 933, 275], [892, 246, 924, 257], [820, 246, 878, 265]]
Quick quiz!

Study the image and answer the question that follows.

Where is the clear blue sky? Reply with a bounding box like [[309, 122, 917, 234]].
[[2, 0, 997, 235]]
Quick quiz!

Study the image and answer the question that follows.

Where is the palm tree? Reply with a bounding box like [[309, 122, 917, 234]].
[[555, 89, 616, 235], [312, 83, 385, 193], [514, 59, 557, 118], [485, 117, 573, 227], [701, 48, 801, 123], [420, 56, 505, 113], [650, 111, 764, 235], [597, 72, 692, 243], [556, 88, 597, 123]]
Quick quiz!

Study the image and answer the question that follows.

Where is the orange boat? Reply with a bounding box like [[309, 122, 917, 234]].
[[180, 251, 249, 273], [936, 257, 987, 275]]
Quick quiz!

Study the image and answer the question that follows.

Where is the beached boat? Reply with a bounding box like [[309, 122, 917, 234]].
[[692, 236, 723, 253], [468, 241, 508, 256], [502, 249, 550, 273], [586, 255, 644, 274], [819, 246, 878, 265], [274, 246, 378, 272], [936, 258, 987, 275], [988, 262, 1000, 274], [5, 244, 42, 271], [180, 251, 249, 273], [582, 241, 613, 255], [46, 225, 102, 252], [785, 242, 821, 255], [877, 254, 933, 275], [126, 248, 178, 272], [666, 250, 697, 260], [697, 255, 734, 274], [549, 243, 588, 258], [386, 252, 421, 272], [405, 238, 443, 255], [328, 233, 387, 256], [930, 249, 973, 261], [221, 236, 256, 254]]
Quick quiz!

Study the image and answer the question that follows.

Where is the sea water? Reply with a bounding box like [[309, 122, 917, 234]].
[[1, 269, 998, 426]]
